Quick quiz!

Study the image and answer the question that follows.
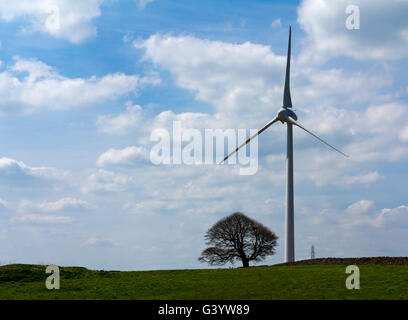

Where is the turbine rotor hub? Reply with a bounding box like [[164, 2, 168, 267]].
[[277, 107, 297, 123]]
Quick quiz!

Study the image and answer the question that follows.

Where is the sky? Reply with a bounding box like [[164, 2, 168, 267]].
[[0, 0, 408, 271]]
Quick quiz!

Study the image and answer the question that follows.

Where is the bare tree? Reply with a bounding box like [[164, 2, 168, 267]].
[[198, 212, 278, 268]]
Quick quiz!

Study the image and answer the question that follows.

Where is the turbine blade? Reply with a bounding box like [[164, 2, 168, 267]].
[[287, 117, 349, 158], [219, 117, 280, 164], [283, 26, 292, 108]]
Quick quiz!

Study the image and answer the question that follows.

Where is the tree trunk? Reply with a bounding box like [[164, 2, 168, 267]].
[[242, 258, 249, 268]]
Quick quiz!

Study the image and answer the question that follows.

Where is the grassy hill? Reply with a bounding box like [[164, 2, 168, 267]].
[[1, 261, 407, 299]]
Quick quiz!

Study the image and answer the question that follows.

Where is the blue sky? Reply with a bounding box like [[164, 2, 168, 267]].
[[0, 0, 408, 270]]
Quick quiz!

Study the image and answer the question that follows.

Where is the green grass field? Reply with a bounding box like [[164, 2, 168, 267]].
[[0, 263, 407, 299]]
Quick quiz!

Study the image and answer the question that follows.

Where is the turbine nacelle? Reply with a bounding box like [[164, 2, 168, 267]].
[[277, 107, 297, 123]]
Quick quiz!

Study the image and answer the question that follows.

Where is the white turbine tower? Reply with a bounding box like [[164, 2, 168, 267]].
[[220, 27, 348, 263]]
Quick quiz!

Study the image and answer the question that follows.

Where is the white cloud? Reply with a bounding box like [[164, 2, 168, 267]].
[[10, 214, 72, 224], [0, 157, 68, 181], [270, 18, 282, 28], [111, 162, 286, 218], [130, 34, 408, 223], [297, 0, 408, 61], [133, 33, 408, 193], [151, 110, 223, 131], [293, 68, 391, 110], [19, 197, 90, 213], [297, 102, 408, 163], [307, 201, 408, 258], [96, 146, 149, 167], [399, 126, 408, 142], [0, 0, 104, 43], [375, 205, 408, 228], [340, 171, 383, 185], [96, 102, 143, 135], [135, 34, 391, 129], [81, 169, 134, 193], [135, 34, 285, 118], [342, 201, 408, 228], [0, 198, 9, 208], [346, 200, 374, 215], [0, 57, 152, 115], [138, 0, 155, 9]]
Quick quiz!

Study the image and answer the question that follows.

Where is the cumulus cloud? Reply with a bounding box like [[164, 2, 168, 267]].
[[121, 37, 408, 239], [114, 161, 286, 218], [132, 33, 408, 193], [96, 102, 143, 135], [375, 205, 408, 228], [151, 110, 225, 133], [342, 103, 408, 163], [0, 57, 152, 115], [296, 102, 408, 163], [136, 33, 389, 118], [135, 33, 392, 136], [346, 200, 374, 215], [304, 199, 408, 258], [135, 34, 285, 118], [96, 146, 149, 167], [297, 0, 408, 61], [342, 201, 408, 228], [81, 169, 134, 193], [0, 0, 104, 43], [0, 157, 68, 182]]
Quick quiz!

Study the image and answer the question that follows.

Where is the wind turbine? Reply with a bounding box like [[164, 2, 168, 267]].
[[220, 26, 348, 263]]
